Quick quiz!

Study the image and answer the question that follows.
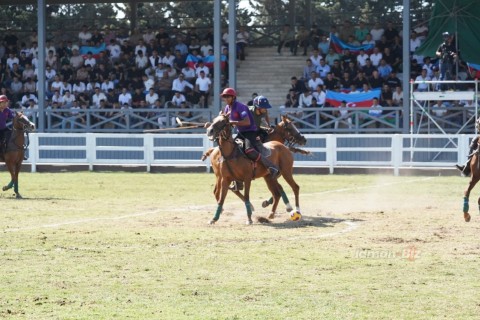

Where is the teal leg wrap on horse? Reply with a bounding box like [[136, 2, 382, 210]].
[[266, 197, 273, 205], [6, 181, 13, 190], [14, 182, 18, 194], [213, 205, 223, 221], [280, 190, 290, 204], [245, 202, 253, 219], [463, 197, 469, 213]]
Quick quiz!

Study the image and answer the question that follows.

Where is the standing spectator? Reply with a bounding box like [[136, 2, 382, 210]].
[[414, 69, 431, 92], [436, 31, 458, 82], [236, 26, 249, 60], [369, 22, 384, 43], [384, 21, 399, 46], [172, 73, 194, 94], [392, 86, 403, 106], [78, 25, 92, 46], [333, 100, 352, 129], [194, 71, 211, 108], [355, 21, 370, 43], [107, 39, 122, 65], [317, 35, 330, 56], [309, 48, 322, 68]]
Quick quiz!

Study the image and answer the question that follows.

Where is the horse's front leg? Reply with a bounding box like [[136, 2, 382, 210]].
[[210, 177, 231, 225], [243, 179, 253, 225], [13, 160, 22, 199]]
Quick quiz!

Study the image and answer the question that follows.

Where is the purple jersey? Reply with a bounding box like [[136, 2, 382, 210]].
[[224, 101, 257, 132], [0, 108, 14, 129]]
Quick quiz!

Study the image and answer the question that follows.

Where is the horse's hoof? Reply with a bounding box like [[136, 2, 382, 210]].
[[262, 200, 270, 208], [209, 219, 217, 225], [2, 186, 7, 191], [464, 212, 471, 222], [246, 219, 253, 225], [15, 194, 22, 199], [268, 213, 275, 219]]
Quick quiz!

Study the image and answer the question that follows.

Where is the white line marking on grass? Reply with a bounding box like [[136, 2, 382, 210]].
[[301, 176, 435, 196], [4, 177, 434, 234]]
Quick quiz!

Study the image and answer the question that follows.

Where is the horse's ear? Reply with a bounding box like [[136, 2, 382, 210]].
[[204, 122, 211, 128]]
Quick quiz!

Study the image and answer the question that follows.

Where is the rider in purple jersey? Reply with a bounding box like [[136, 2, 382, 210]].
[[220, 87, 279, 178], [0, 95, 15, 152]]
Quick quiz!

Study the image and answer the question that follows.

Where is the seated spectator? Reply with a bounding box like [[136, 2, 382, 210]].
[[325, 48, 340, 67], [298, 89, 313, 109], [302, 59, 316, 81], [145, 88, 159, 108], [431, 100, 448, 118], [156, 72, 173, 103], [316, 59, 331, 79], [323, 73, 339, 91], [380, 84, 393, 106], [91, 87, 107, 108], [62, 90, 76, 107], [377, 59, 392, 79], [307, 71, 324, 92], [118, 87, 132, 106], [20, 92, 38, 108], [392, 86, 403, 106], [415, 69, 430, 92]]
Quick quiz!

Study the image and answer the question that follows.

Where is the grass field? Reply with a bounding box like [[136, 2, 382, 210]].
[[1, 172, 479, 319]]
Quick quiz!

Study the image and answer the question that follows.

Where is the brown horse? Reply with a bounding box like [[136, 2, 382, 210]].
[[205, 113, 300, 224], [202, 114, 307, 217], [462, 148, 480, 222], [0, 112, 35, 198]]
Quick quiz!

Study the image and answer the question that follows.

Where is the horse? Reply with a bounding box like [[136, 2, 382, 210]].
[[205, 113, 301, 224], [202, 114, 307, 217], [0, 112, 35, 199], [462, 148, 480, 222]]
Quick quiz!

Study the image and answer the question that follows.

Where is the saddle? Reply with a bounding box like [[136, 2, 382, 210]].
[[234, 137, 272, 158]]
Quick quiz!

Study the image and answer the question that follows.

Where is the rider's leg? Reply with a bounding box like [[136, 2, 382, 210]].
[[456, 137, 479, 175], [244, 137, 279, 178]]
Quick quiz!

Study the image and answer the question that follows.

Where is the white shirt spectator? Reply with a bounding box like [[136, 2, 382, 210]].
[[195, 65, 210, 77], [172, 93, 186, 106], [73, 81, 86, 94], [101, 81, 115, 93], [118, 91, 132, 106], [145, 90, 159, 107], [195, 74, 211, 92], [92, 90, 107, 108], [161, 54, 175, 68], [172, 77, 194, 93], [308, 77, 324, 92], [370, 51, 383, 67]]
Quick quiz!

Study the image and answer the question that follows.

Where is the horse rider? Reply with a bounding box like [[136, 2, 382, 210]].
[[455, 118, 480, 176], [220, 87, 280, 178], [0, 95, 15, 154], [249, 95, 273, 142]]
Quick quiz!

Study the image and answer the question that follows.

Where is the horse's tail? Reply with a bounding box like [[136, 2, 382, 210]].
[[201, 147, 215, 161], [288, 146, 312, 156]]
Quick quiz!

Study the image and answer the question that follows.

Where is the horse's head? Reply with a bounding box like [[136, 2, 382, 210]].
[[14, 112, 36, 132], [279, 114, 307, 146], [206, 113, 231, 142]]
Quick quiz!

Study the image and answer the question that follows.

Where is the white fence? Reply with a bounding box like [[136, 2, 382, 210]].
[[24, 133, 473, 175]]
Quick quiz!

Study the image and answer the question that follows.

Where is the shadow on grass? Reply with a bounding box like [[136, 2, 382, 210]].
[[0, 195, 71, 201], [258, 216, 364, 230]]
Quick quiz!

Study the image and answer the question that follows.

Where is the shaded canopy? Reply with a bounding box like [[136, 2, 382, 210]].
[[416, 0, 480, 65]]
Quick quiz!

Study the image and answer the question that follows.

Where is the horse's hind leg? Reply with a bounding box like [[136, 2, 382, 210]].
[[14, 160, 22, 199], [261, 183, 293, 213], [265, 178, 282, 220]]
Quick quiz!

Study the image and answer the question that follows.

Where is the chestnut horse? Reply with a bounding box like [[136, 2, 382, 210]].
[[462, 148, 480, 222], [202, 114, 307, 216], [205, 114, 300, 224], [0, 112, 35, 198]]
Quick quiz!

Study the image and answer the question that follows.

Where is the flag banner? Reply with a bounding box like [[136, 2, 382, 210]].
[[186, 54, 227, 70], [329, 33, 374, 55], [325, 89, 381, 107], [79, 43, 107, 58], [467, 62, 480, 79]]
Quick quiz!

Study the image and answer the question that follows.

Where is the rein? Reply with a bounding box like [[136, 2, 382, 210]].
[[10, 118, 31, 151]]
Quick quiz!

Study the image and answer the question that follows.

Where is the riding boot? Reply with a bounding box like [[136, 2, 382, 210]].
[[259, 155, 280, 178]]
